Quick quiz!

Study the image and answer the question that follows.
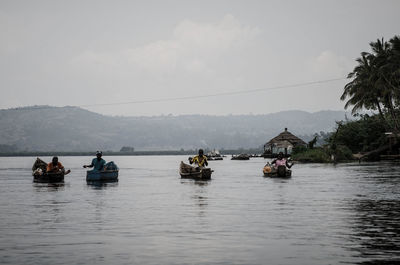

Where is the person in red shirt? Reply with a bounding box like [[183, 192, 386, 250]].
[[46, 157, 70, 174]]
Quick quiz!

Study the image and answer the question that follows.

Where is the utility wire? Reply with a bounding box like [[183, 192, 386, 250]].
[[3, 77, 347, 111], [79, 77, 347, 108]]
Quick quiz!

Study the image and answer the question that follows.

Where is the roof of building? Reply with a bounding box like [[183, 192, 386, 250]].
[[273, 140, 294, 148], [265, 128, 307, 147]]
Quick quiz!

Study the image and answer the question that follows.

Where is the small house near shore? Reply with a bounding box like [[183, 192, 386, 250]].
[[263, 128, 306, 156]]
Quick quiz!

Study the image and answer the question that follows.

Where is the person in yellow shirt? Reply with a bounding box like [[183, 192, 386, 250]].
[[189, 149, 208, 167]]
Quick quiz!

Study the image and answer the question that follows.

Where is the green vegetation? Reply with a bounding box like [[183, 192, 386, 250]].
[[328, 114, 388, 154], [292, 147, 331, 163], [292, 141, 354, 163], [341, 35, 400, 132], [294, 35, 400, 163], [338, 35, 400, 160]]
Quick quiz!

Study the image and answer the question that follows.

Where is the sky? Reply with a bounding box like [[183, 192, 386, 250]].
[[1, 0, 399, 116]]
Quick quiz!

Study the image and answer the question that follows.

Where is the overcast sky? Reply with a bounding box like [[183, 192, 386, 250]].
[[1, 0, 399, 116]]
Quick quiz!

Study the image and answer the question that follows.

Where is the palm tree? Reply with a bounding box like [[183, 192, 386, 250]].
[[385, 36, 400, 108], [370, 37, 400, 131], [341, 53, 387, 124], [342, 36, 400, 131]]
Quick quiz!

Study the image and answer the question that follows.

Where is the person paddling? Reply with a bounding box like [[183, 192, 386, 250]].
[[47, 156, 71, 174], [271, 152, 293, 169], [189, 149, 208, 168], [83, 151, 106, 172]]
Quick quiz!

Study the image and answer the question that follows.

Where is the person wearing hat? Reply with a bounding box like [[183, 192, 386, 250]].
[[189, 149, 208, 168], [83, 151, 106, 172]]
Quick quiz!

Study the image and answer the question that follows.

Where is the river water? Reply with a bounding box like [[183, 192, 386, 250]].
[[0, 156, 399, 265]]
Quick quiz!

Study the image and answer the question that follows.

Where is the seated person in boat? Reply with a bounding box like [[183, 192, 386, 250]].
[[271, 152, 293, 169], [83, 151, 106, 171], [189, 149, 208, 168], [46, 156, 68, 174]]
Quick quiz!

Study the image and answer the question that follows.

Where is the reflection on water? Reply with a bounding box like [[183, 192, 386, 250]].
[[86, 181, 119, 190], [350, 199, 400, 264], [33, 182, 67, 192], [340, 162, 400, 265], [181, 179, 210, 218], [180, 179, 210, 186]]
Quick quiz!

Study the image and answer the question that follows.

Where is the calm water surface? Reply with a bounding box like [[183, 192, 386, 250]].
[[0, 156, 399, 265]]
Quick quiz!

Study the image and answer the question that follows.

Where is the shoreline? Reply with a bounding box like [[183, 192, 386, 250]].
[[0, 149, 263, 157]]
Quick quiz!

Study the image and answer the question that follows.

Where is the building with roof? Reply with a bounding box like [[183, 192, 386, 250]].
[[263, 128, 307, 156]]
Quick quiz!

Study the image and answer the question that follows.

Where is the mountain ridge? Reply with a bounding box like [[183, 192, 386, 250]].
[[0, 106, 349, 152]]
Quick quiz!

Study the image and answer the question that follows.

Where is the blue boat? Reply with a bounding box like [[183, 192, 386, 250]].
[[86, 170, 119, 182], [86, 161, 119, 182]]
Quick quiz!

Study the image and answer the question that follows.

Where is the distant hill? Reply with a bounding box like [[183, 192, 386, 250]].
[[0, 106, 350, 152]]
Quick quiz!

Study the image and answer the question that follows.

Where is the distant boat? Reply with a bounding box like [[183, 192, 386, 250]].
[[206, 149, 224, 160], [231, 154, 250, 160], [263, 165, 292, 178], [179, 161, 213, 180], [208, 156, 223, 161]]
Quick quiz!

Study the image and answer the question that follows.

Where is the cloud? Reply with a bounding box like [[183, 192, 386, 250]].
[[70, 14, 260, 77], [172, 14, 258, 52], [308, 50, 355, 78]]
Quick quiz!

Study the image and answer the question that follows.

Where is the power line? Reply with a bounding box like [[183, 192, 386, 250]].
[[2, 77, 347, 111], [79, 77, 347, 108]]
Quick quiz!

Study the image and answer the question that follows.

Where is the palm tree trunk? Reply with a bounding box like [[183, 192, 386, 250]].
[[376, 99, 389, 127], [388, 100, 400, 132], [381, 74, 400, 131], [384, 95, 400, 132]]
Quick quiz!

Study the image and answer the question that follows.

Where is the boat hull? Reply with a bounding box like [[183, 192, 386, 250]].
[[86, 170, 119, 182], [33, 172, 64, 183], [231, 154, 250, 160], [263, 165, 292, 178], [179, 161, 212, 180]]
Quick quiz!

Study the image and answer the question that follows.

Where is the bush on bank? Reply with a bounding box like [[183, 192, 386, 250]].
[[291, 147, 331, 163], [291, 145, 354, 163]]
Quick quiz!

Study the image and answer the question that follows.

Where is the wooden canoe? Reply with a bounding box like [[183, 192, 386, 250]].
[[33, 172, 64, 183], [179, 161, 212, 180]]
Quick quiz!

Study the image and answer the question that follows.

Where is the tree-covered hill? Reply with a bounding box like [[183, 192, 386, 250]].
[[0, 106, 348, 152]]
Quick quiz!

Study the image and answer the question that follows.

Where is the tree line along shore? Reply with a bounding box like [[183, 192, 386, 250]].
[[0, 148, 263, 157]]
